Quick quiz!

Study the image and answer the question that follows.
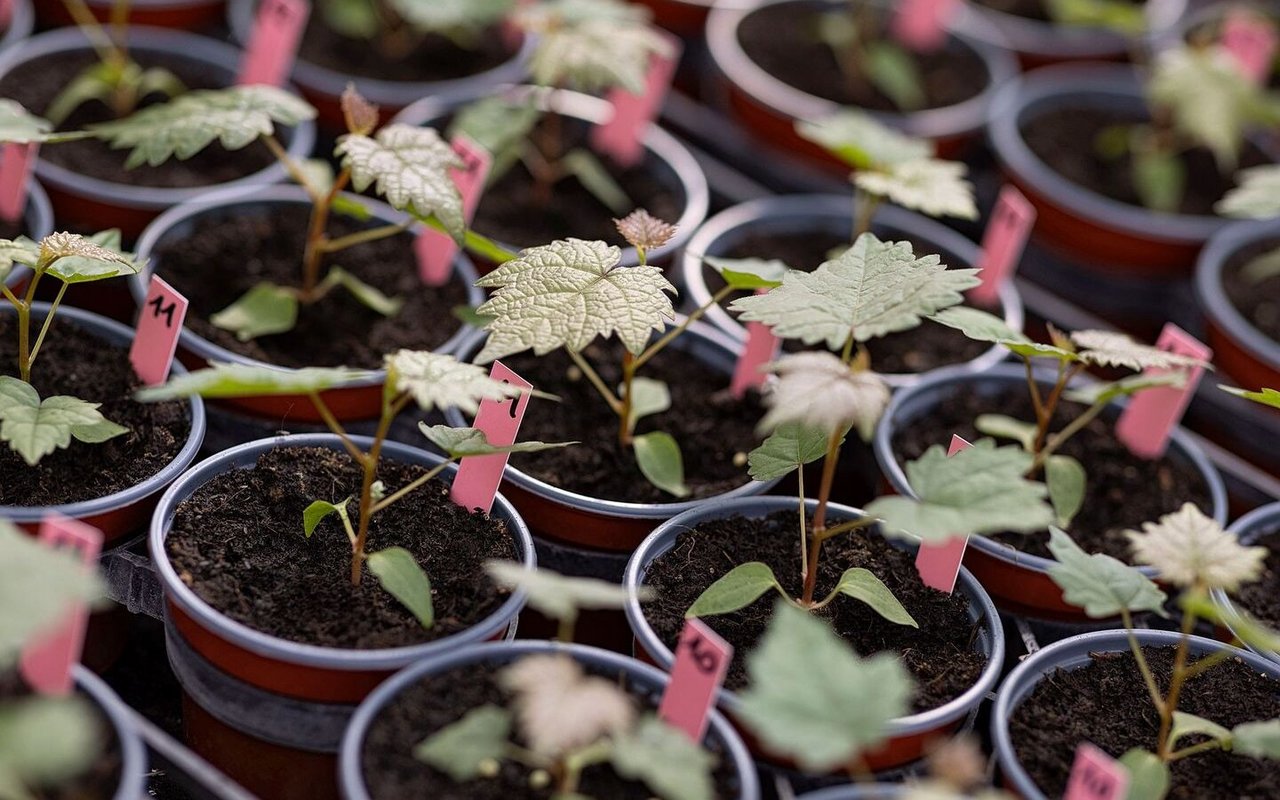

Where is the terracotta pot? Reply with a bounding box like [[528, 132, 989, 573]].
[[1212, 501, 1280, 666], [32, 0, 224, 30], [1195, 218, 1280, 392]]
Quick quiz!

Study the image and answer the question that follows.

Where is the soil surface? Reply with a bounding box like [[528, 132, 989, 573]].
[[0, 50, 277, 188], [1010, 645, 1280, 799], [360, 657, 742, 799], [152, 204, 467, 369], [0, 314, 189, 507], [0, 217, 23, 240], [890, 385, 1213, 562], [1222, 237, 1280, 346], [643, 510, 987, 710], [1023, 107, 1273, 216], [736, 2, 989, 110], [501, 337, 766, 503], [1235, 526, 1280, 630], [166, 446, 518, 649], [298, 15, 515, 82]]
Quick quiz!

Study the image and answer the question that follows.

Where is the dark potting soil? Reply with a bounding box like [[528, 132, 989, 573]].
[[0, 314, 189, 506], [502, 337, 766, 503], [152, 204, 467, 369], [1222, 237, 1280, 346], [298, 16, 515, 82], [710, 230, 992, 373], [890, 386, 1213, 562], [360, 658, 741, 800], [736, 2, 989, 110], [1234, 526, 1280, 631], [167, 446, 518, 649], [0, 51, 277, 189], [643, 510, 986, 709], [0, 670, 123, 800], [1022, 108, 1273, 216], [0, 216, 23, 240], [471, 116, 683, 249], [1010, 646, 1280, 799]]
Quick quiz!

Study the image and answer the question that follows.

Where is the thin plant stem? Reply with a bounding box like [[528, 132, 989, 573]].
[[618, 352, 635, 446], [307, 391, 365, 464], [1026, 358, 1046, 429], [263, 135, 321, 201], [25, 282, 68, 370], [15, 266, 42, 381], [320, 221, 412, 254], [631, 286, 734, 371], [797, 469, 808, 585], [1157, 602, 1201, 758], [1032, 361, 1084, 455], [852, 190, 880, 239], [567, 349, 622, 414], [337, 509, 357, 547], [370, 461, 451, 514], [59, 0, 120, 66], [557, 615, 575, 644], [1031, 394, 1109, 472], [1, 283, 20, 308], [802, 429, 845, 605], [417, 215, 518, 264], [815, 515, 878, 544], [1168, 739, 1226, 763], [1178, 648, 1233, 682], [350, 391, 399, 585], [1121, 608, 1165, 713]]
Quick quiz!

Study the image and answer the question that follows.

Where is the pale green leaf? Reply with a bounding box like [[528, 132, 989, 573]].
[[561, 148, 629, 216], [927, 306, 1031, 346], [210, 283, 298, 341], [795, 110, 931, 169], [855, 158, 978, 220], [863, 41, 925, 112], [45, 62, 117, 127], [974, 413, 1037, 450], [0, 237, 40, 285], [418, 424, 573, 457], [302, 498, 350, 538], [322, 266, 403, 317], [624, 376, 670, 434], [1169, 711, 1231, 751], [1119, 748, 1170, 800], [367, 546, 434, 629], [0, 696, 99, 797], [633, 430, 689, 498], [1045, 528, 1167, 618], [1046, 0, 1146, 33], [702, 256, 787, 290], [453, 304, 495, 328], [134, 67, 187, 105], [135, 362, 369, 401], [610, 715, 716, 800], [518, 0, 672, 94], [474, 238, 675, 361], [335, 125, 466, 240], [385, 351, 523, 415], [817, 567, 917, 627], [1240, 246, 1280, 283], [758, 351, 889, 440], [0, 100, 53, 144], [1181, 591, 1280, 655], [1065, 373, 1184, 406], [1218, 165, 1280, 218], [1221, 384, 1280, 409], [39, 230, 143, 284], [70, 417, 128, 445], [1232, 719, 1280, 758], [1127, 503, 1266, 591], [484, 561, 650, 623], [0, 378, 116, 466], [747, 422, 832, 481], [1046, 455, 1086, 528], [447, 96, 539, 178], [685, 562, 784, 618], [1070, 329, 1209, 371], [386, 0, 513, 35], [320, 0, 380, 38], [413, 705, 512, 780], [1132, 147, 1185, 214]]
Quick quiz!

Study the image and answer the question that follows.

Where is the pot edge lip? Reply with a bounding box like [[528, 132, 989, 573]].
[[73, 664, 149, 800], [0, 0, 34, 54], [1211, 500, 1280, 663], [1194, 218, 1280, 375]]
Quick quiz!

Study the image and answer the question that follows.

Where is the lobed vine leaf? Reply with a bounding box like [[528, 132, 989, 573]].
[[0, 377, 126, 466], [758, 351, 888, 441], [1045, 528, 1167, 617], [1126, 503, 1266, 592]]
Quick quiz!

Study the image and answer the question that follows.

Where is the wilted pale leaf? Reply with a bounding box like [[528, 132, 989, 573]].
[[747, 422, 833, 481], [686, 562, 784, 618], [610, 715, 716, 800], [795, 110, 931, 169], [0, 100, 53, 144], [135, 362, 369, 401], [855, 158, 978, 220], [1046, 528, 1167, 617], [1218, 165, 1280, 218], [335, 125, 465, 240], [1070, 329, 1209, 371], [484, 561, 650, 623], [385, 351, 521, 414], [418, 424, 572, 458], [413, 704, 512, 780], [615, 209, 676, 252], [759, 351, 889, 440], [501, 653, 635, 757], [1127, 503, 1266, 591], [0, 378, 124, 466]]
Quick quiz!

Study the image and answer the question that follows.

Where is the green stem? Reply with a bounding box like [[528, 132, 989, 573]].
[[1030, 392, 1108, 472], [567, 349, 622, 415], [1177, 648, 1234, 682], [559, 740, 612, 796], [370, 460, 452, 514], [16, 300, 29, 382], [1168, 739, 1227, 763], [263, 134, 322, 202], [631, 285, 734, 371], [418, 215, 518, 264], [350, 387, 398, 585], [25, 282, 67, 372], [307, 391, 365, 465], [320, 221, 412, 254], [1121, 608, 1165, 713], [618, 352, 635, 447], [852, 189, 880, 239], [802, 429, 845, 605], [815, 515, 879, 544], [1157, 600, 1201, 759]]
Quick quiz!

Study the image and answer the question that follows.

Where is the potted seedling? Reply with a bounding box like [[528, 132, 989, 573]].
[[339, 564, 761, 800], [960, 0, 1188, 66], [993, 507, 1280, 798]]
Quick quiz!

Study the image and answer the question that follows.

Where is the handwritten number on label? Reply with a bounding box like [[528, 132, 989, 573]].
[[683, 630, 719, 673], [148, 294, 176, 327]]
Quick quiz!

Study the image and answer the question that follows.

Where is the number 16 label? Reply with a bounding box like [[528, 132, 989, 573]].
[[658, 619, 732, 741]]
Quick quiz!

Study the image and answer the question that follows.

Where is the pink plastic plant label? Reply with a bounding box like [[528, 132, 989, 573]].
[[1223, 10, 1277, 85], [1115, 323, 1211, 460], [1064, 743, 1129, 800], [891, 0, 962, 51], [19, 515, 103, 697], [414, 135, 491, 286], [658, 618, 732, 742], [730, 291, 780, 398], [130, 275, 189, 386], [237, 0, 309, 88], [0, 142, 37, 223], [914, 435, 971, 593], [449, 361, 532, 515], [970, 185, 1035, 307], [0, 0, 13, 35], [590, 30, 682, 168]]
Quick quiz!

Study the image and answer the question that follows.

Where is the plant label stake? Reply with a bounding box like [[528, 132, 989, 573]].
[[1116, 323, 1211, 460], [1223, 10, 1277, 85], [730, 290, 780, 398], [130, 275, 188, 386], [19, 515, 103, 696], [237, 0, 309, 88], [658, 618, 732, 742], [0, 142, 36, 223], [1064, 743, 1129, 800], [590, 30, 681, 168], [0, 0, 12, 29], [891, 0, 961, 52], [450, 361, 532, 514], [914, 435, 971, 593], [414, 135, 491, 285], [970, 185, 1035, 307]]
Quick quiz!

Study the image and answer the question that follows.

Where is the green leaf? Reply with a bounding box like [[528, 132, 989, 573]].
[[367, 547, 434, 629], [302, 498, 350, 538], [320, 0, 381, 37], [387, 0, 514, 38], [1132, 147, 1185, 214], [685, 562, 784, 618], [1119, 748, 1170, 800], [0, 378, 120, 466], [974, 413, 1037, 450], [1127, 503, 1266, 592], [1240, 246, 1280, 284], [385, 351, 524, 415], [321, 266, 403, 317], [45, 62, 118, 127], [1182, 591, 1280, 655], [632, 430, 689, 498], [610, 715, 716, 800], [1045, 528, 1167, 618], [1065, 373, 1184, 406], [624, 376, 670, 434], [135, 362, 369, 402], [70, 417, 128, 445], [1218, 165, 1280, 218], [484, 561, 649, 624], [89, 86, 316, 168], [413, 705, 512, 780], [747, 422, 832, 481], [453, 305, 495, 328], [39, 230, 143, 284], [1046, 0, 1145, 33], [1232, 719, 1280, 758], [1169, 711, 1231, 751], [0, 237, 40, 285], [134, 67, 187, 105], [418, 424, 573, 458], [448, 96, 539, 182], [0, 696, 99, 798], [210, 282, 298, 341], [817, 568, 917, 626], [561, 148, 630, 216], [474, 238, 675, 361], [518, 0, 673, 94], [862, 41, 925, 112], [736, 601, 912, 772], [927, 305, 1031, 346], [1046, 455, 1086, 528], [866, 440, 1054, 542], [1221, 384, 1280, 409], [703, 256, 788, 290], [0, 100, 53, 144], [855, 158, 978, 220], [335, 125, 466, 241], [759, 352, 889, 440], [795, 110, 931, 169], [1071, 329, 1210, 372], [731, 232, 979, 349]]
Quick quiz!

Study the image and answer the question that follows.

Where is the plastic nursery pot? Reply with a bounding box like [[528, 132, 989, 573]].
[[338, 640, 762, 800], [873, 362, 1229, 622], [991, 629, 1280, 799], [0, 303, 206, 545], [799, 786, 903, 800], [679, 193, 1023, 389], [705, 0, 1017, 165], [445, 321, 780, 554], [624, 496, 1006, 772], [226, 0, 534, 131], [392, 84, 710, 273], [32, 0, 225, 30], [71, 664, 149, 800], [986, 62, 1273, 277], [0, 27, 317, 240], [0, 0, 33, 55], [2, 178, 54, 293], [130, 184, 484, 423], [1212, 501, 1280, 666], [1195, 219, 1280, 392]]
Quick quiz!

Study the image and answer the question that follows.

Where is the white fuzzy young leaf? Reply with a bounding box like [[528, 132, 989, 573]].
[[0, 378, 124, 466], [703, 256, 787, 290], [1070, 329, 1209, 372], [1127, 502, 1266, 592], [501, 653, 635, 757], [1218, 165, 1280, 218], [1046, 528, 1167, 618], [686, 562, 784, 618], [484, 561, 650, 624], [731, 233, 979, 350], [736, 601, 912, 772], [386, 0, 513, 34], [413, 705, 512, 781], [418, 424, 572, 458], [747, 422, 833, 481], [795, 110, 931, 170], [474, 238, 675, 361], [1222, 385, 1280, 409], [0, 696, 99, 798], [1232, 719, 1280, 758], [335, 125, 466, 240], [610, 715, 716, 800], [38, 230, 143, 284], [385, 351, 522, 415], [615, 209, 677, 253], [135, 362, 369, 401], [0, 100, 54, 143], [758, 352, 889, 441], [89, 86, 317, 168], [518, 0, 672, 94], [854, 159, 979, 220], [865, 440, 1054, 542]]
